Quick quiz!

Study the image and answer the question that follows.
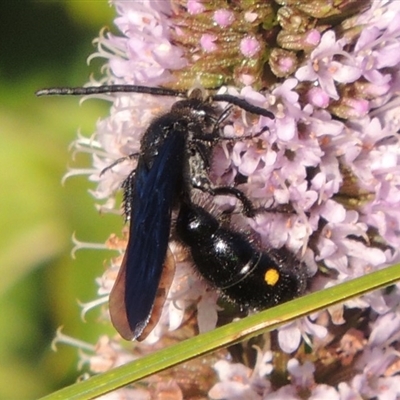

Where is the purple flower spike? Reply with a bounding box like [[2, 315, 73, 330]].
[[57, 1, 400, 398]]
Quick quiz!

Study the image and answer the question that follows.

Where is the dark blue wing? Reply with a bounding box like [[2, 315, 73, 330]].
[[109, 132, 185, 340]]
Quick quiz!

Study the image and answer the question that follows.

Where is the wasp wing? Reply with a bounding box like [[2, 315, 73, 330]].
[[109, 132, 185, 340], [137, 247, 176, 341]]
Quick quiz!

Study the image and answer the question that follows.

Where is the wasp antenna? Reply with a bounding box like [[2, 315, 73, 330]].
[[211, 93, 275, 119], [35, 85, 186, 98]]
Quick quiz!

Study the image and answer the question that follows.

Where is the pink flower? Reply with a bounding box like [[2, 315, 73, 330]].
[[296, 31, 361, 100], [57, 1, 400, 398]]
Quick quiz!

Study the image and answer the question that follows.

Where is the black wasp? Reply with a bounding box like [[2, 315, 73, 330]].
[[176, 200, 307, 310], [36, 84, 275, 340]]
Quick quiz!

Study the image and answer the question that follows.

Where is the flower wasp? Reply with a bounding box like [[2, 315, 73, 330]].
[[36, 83, 307, 341]]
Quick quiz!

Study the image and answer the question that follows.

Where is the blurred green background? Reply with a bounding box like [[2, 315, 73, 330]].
[[0, 2, 122, 398]]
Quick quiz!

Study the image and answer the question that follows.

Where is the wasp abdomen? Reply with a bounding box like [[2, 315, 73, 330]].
[[176, 201, 307, 310]]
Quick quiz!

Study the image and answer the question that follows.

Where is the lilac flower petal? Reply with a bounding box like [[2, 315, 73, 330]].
[[307, 87, 330, 108], [310, 385, 340, 400], [275, 116, 296, 141], [319, 200, 346, 223], [295, 64, 318, 82], [330, 62, 362, 83], [368, 312, 400, 346], [278, 325, 302, 353]]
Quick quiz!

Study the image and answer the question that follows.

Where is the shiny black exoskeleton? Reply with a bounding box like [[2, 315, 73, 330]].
[[36, 84, 274, 340], [110, 96, 226, 340], [176, 201, 307, 309]]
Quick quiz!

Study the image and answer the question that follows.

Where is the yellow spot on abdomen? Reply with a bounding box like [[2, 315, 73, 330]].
[[264, 268, 280, 286]]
